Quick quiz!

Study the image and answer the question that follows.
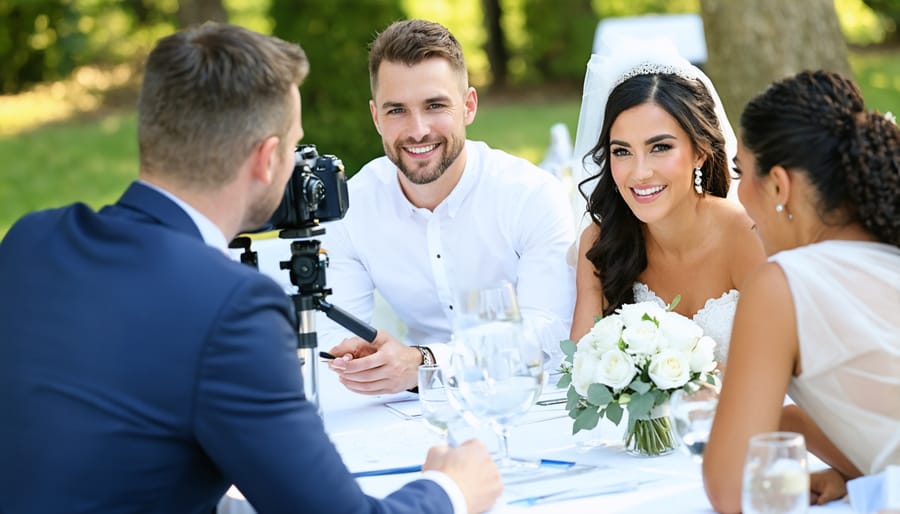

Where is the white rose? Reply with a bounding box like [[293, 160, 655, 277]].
[[689, 336, 717, 373], [571, 346, 601, 396], [621, 319, 662, 356], [657, 311, 703, 352], [595, 349, 638, 391], [616, 301, 666, 327], [648, 349, 691, 389], [580, 314, 624, 353]]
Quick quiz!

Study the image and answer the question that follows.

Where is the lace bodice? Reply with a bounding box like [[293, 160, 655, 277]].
[[633, 282, 738, 364]]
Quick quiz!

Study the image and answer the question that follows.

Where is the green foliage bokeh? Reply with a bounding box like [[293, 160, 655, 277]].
[[521, 0, 597, 85], [270, 0, 406, 176]]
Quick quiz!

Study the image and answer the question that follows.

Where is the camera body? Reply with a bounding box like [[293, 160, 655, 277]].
[[268, 144, 349, 231]]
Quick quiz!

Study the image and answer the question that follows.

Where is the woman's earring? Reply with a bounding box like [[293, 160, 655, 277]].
[[776, 203, 794, 221], [693, 167, 703, 194]]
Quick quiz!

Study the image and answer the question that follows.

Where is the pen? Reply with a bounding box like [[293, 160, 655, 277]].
[[319, 351, 336, 360], [351, 464, 422, 478], [539, 458, 577, 468]]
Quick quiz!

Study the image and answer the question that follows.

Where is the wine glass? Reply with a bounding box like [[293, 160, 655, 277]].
[[450, 283, 544, 475], [417, 364, 460, 442], [670, 379, 720, 462], [742, 432, 810, 514]]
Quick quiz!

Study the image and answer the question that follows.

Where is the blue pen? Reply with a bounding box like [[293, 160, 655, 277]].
[[539, 458, 577, 468], [352, 464, 423, 478]]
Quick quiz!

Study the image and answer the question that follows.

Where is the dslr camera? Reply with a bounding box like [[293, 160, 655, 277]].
[[268, 144, 349, 232]]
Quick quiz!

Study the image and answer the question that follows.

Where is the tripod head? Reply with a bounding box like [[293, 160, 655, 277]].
[[229, 227, 376, 412]]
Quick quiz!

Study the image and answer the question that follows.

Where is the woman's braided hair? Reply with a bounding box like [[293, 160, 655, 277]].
[[740, 70, 899, 246]]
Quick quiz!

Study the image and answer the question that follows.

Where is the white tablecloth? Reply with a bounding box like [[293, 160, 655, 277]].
[[218, 366, 854, 514]]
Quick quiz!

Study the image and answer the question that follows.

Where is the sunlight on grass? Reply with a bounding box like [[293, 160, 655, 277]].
[[0, 63, 136, 136]]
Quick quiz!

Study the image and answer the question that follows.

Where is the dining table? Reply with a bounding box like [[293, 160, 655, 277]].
[[216, 363, 855, 514]]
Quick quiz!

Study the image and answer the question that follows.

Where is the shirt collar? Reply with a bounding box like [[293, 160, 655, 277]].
[[137, 179, 231, 255]]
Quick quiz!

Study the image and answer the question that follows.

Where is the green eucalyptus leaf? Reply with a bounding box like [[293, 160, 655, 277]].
[[652, 389, 669, 406], [667, 294, 682, 311], [560, 339, 577, 362], [628, 378, 652, 395], [626, 392, 654, 420], [587, 383, 614, 406], [566, 385, 582, 411], [606, 401, 624, 425], [556, 373, 572, 389], [573, 406, 601, 434]]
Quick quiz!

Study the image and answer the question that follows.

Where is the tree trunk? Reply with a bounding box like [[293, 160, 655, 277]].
[[699, 0, 851, 131], [481, 0, 509, 90], [178, 0, 228, 28]]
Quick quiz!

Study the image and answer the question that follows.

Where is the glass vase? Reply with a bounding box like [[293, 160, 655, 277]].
[[623, 403, 677, 457]]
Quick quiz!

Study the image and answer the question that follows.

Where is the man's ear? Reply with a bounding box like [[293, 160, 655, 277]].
[[769, 165, 792, 205], [463, 86, 478, 126], [369, 99, 383, 136], [251, 135, 280, 185]]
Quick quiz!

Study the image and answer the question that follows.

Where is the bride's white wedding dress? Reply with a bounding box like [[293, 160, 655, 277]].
[[633, 282, 738, 364]]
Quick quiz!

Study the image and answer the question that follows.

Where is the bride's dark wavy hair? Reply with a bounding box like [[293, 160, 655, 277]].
[[578, 73, 731, 316]]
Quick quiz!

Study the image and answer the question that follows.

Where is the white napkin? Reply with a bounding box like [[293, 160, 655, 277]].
[[847, 465, 900, 513]]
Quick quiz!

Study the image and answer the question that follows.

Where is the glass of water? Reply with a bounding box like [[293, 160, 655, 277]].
[[742, 431, 810, 514], [417, 364, 459, 442], [670, 379, 720, 462]]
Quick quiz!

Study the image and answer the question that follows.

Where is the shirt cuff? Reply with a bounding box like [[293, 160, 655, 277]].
[[420, 470, 468, 514]]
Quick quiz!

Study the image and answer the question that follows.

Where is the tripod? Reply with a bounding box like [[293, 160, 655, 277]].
[[230, 228, 376, 411]]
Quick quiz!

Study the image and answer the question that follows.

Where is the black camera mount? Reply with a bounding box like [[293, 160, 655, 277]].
[[229, 231, 376, 410]]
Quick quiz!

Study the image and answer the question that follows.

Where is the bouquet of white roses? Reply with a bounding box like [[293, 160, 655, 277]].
[[557, 298, 718, 456]]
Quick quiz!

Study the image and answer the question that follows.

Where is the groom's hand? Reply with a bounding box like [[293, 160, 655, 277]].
[[327, 330, 422, 394]]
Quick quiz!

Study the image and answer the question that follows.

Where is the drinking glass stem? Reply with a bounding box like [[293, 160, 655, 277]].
[[496, 424, 513, 465]]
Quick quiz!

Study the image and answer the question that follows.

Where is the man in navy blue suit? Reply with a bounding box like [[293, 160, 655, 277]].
[[0, 22, 501, 514]]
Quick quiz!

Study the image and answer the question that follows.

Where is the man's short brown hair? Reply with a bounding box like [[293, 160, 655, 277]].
[[368, 19, 467, 96], [138, 23, 308, 189]]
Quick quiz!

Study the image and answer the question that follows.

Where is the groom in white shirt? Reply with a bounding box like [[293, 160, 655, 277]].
[[320, 19, 575, 394]]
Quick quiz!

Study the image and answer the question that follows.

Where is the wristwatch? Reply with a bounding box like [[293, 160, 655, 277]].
[[412, 345, 434, 366]]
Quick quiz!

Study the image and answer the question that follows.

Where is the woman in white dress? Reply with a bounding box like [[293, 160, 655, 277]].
[[569, 40, 765, 365], [703, 70, 900, 513]]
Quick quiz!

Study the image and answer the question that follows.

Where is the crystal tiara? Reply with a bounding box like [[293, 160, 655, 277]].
[[613, 62, 701, 90]]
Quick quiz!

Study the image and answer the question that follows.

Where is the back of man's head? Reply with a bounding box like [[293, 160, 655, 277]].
[[368, 19, 467, 96], [138, 22, 308, 189]]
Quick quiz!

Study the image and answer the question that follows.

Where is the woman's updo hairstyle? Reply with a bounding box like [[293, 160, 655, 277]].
[[740, 70, 899, 247]]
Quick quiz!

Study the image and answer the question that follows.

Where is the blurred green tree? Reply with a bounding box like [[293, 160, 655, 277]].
[[269, 0, 405, 176], [862, 0, 900, 42], [521, 0, 596, 86], [0, 0, 88, 93]]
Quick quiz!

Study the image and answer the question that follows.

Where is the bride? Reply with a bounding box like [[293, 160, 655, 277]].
[[569, 39, 765, 366]]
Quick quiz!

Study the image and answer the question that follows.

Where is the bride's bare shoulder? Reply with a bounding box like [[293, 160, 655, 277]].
[[707, 197, 755, 235]]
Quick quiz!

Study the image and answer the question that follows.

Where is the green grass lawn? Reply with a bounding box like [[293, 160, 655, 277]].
[[1, 49, 897, 238]]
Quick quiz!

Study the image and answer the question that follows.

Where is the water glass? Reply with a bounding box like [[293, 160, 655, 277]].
[[417, 364, 459, 441], [742, 432, 810, 514], [670, 380, 720, 462]]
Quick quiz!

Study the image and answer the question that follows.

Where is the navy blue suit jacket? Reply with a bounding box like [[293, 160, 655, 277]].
[[0, 182, 452, 514]]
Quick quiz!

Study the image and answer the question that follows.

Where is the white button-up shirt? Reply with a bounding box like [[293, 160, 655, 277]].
[[316, 140, 576, 369]]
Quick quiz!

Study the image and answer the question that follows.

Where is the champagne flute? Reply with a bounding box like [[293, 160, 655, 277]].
[[417, 364, 460, 442], [742, 432, 810, 514], [670, 379, 720, 462]]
